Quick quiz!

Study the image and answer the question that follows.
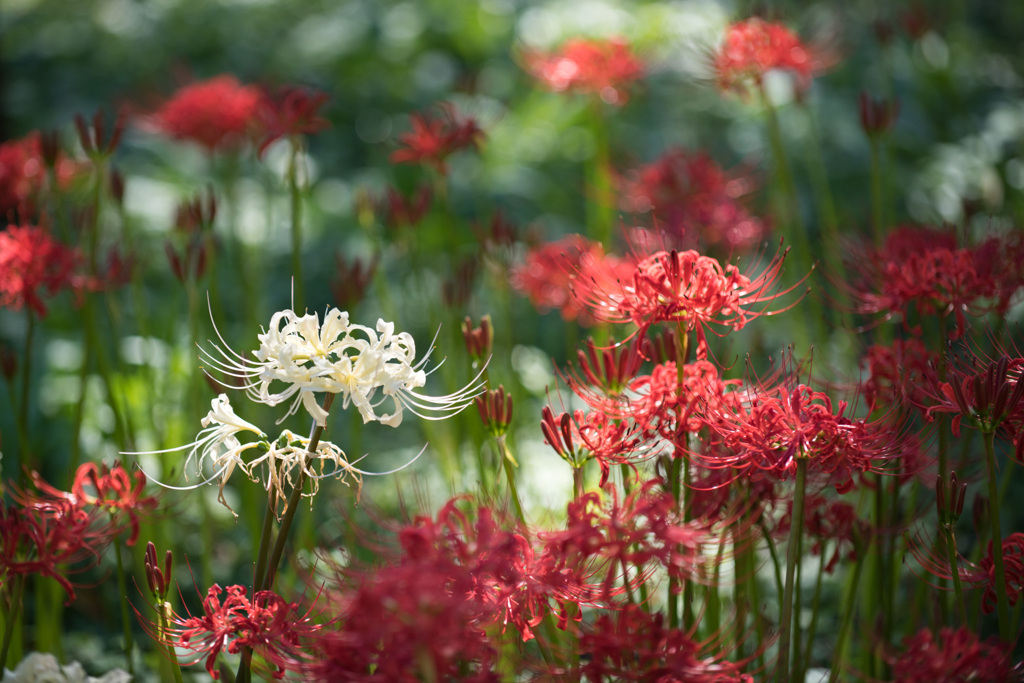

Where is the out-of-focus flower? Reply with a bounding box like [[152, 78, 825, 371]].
[[884, 626, 1021, 682], [202, 308, 486, 428], [0, 498, 108, 603], [378, 183, 433, 229], [511, 234, 635, 326], [0, 224, 81, 317], [461, 315, 493, 367], [256, 86, 330, 156], [843, 225, 1015, 339], [0, 132, 84, 220], [713, 18, 826, 97], [159, 584, 322, 680], [860, 338, 938, 412], [576, 604, 754, 682], [778, 494, 862, 573], [618, 149, 768, 252], [330, 251, 378, 311], [1, 652, 131, 683], [29, 461, 156, 547], [442, 257, 479, 309], [74, 108, 126, 160], [146, 75, 263, 152], [524, 37, 643, 105], [570, 246, 799, 358], [389, 104, 484, 174]]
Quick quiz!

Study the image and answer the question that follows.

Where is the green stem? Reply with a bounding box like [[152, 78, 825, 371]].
[[17, 310, 34, 475], [113, 536, 135, 674], [0, 573, 25, 669], [800, 548, 827, 681], [500, 438, 527, 526], [982, 429, 1011, 640], [942, 525, 969, 625], [288, 138, 306, 313], [829, 538, 867, 683], [776, 459, 807, 683]]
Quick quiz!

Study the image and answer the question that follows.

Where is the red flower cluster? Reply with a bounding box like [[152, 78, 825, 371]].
[[148, 75, 263, 152], [0, 224, 81, 317], [618, 149, 768, 252], [778, 494, 861, 573], [844, 225, 1024, 338], [511, 234, 634, 326], [700, 383, 903, 492], [860, 338, 938, 412], [576, 604, 754, 682], [886, 626, 1021, 682], [713, 18, 821, 97], [570, 246, 796, 358], [0, 133, 84, 221], [389, 104, 484, 174], [524, 37, 643, 105], [164, 584, 322, 680], [28, 461, 157, 546]]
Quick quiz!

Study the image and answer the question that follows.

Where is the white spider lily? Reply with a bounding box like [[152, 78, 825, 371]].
[[124, 394, 267, 515], [244, 429, 358, 512], [201, 306, 487, 427]]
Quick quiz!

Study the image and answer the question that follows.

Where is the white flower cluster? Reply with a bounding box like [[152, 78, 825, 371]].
[[1, 653, 130, 683], [203, 308, 485, 428]]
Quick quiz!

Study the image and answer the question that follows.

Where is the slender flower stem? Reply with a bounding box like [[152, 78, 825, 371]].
[[113, 536, 135, 675], [829, 535, 867, 683], [776, 458, 808, 683], [800, 548, 827, 682], [287, 138, 306, 313], [500, 437, 527, 525], [982, 429, 1011, 640], [942, 524, 969, 625], [0, 573, 26, 670], [16, 310, 34, 474]]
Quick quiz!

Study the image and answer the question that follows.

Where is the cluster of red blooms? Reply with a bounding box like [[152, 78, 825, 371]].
[[713, 18, 823, 97], [0, 224, 82, 317], [845, 225, 1024, 339], [159, 584, 322, 680], [389, 103, 484, 175], [524, 37, 643, 105], [1, 462, 154, 602], [618, 149, 769, 252], [0, 132, 85, 220], [146, 75, 330, 154], [510, 234, 634, 326], [885, 626, 1021, 682]]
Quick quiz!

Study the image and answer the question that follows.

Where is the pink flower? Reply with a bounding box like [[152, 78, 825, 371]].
[[713, 18, 826, 97], [0, 224, 81, 317], [618, 149, 768, 252], [524, 37, 643, 105], [256, 86, 330, 156], [148, 75, 263, 152]]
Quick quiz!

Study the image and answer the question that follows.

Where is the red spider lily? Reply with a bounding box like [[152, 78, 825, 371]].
[[712, 18, 826, 98], [0, 224, 82, 317], [144, 541, 174, 602], [884, 626, 1021, 682], [157, 584, 322, 679], [540, 406, 649, 486], [575, 603, 755, 682], [618, 149, 768, 252], [29, 462, 157, 546], [539, 480, 725, 598], [147, 75, 263, 152], [842, 225, 1008, 339], [389, 104, 484, 174], [166, 192, 216, 284], [777, 494, 862, 573], [524, 37, 643, 105], [559, 335, 648, 396], [973, 230, 1024, 315], [570, 245, 799, 359], [330, 251, 378, 311], [256, 86, 330, 156], [0, 499, 109, 603], [699, 382, 906, 492], [511, 234, 635, 326], [442, 257, 479, 308], [860, 338, 938, 412], [0, 132, 84, 220], [920, 352, 1024, 458]]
